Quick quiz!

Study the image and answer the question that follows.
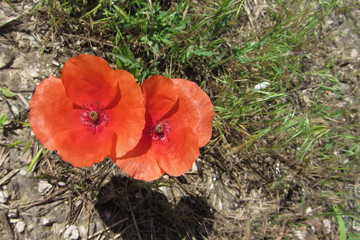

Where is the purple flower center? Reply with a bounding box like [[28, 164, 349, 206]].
[[81, 102, 108, 134], [150, 120, 171, 142]]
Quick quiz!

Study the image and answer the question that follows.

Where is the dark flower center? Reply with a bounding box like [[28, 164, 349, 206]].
[[89, 111, 99, 123], [150, 120, 171, 142], [81, 102, 108, 134], [155, 124, 164, 133]]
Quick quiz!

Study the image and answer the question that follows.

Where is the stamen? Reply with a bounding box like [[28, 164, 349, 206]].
[[89, 111, 98, 122], [155, 124, 164, 133], [150, 120, 171, 142], [81, 102, 108, 134]]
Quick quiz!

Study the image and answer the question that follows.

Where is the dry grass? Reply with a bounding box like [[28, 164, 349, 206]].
[[1, 0, 359, 239]]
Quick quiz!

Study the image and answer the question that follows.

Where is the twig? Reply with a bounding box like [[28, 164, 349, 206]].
[[16, 93, 29, 108], [125, 178, 142, 240], [0, 148, 9, 166], [19, 188, 68, 210], [0, 169, 19, 186], [62, 33, 118, 49], [85, 202, 95, 240], [87, 217, 129, 239]]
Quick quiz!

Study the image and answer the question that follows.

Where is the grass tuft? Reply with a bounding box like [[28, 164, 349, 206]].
[[32, 0, 360, 238]]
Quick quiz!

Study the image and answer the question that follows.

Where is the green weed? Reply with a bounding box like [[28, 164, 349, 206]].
[[35, 0, 360, 238]]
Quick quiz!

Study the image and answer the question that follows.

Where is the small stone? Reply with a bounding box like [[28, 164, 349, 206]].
[[7, 209, 18, 218], [351, 49, 358, 58], [27, 223, 33, 232], [75, 200, 82, 208], [135, 192, 141, 199], [352, 220, 360, 232], [191, 158, 203, 172], [9, 218, 20, 224], [42, 217, 52, 226], [58, 182, 66, 187], [38, 180, 53, 195], [10, 105, 19, 117], [306, 207, 313, 215], [51, 60, 60, 67], [0, 44, 15, 69], [16, 221, 26, 233], [63, 225, 79, 240], [0, 190, 9, 203], [78, 226, 86, 238], [28, 68, 40, 78], [254, 82, 271, 90], [323, 219, 331, 234], [18, 39, 30, 53]]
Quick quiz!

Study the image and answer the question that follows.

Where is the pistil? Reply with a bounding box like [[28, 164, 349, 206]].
[[150, 120, 171, 142], [81, 102, 108, 134]]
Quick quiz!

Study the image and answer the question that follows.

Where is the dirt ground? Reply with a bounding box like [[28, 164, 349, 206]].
[[0, 1, 359, 240]]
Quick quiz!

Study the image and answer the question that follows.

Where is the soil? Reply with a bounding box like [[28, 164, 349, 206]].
[[0, 1, 359, 240]]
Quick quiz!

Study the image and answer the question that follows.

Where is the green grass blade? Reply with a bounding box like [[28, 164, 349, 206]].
[[7, 140, 24, 148], [333, 205, 347, 240], [27, 148, 49, 173]]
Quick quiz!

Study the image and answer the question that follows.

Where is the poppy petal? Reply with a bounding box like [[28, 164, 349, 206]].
[[171, 78, 214, 146], [113, 132, 165, 181], [106, 70, 146, 157], [154, 127, 200, 177], [29, 76, 83, 150], [54, 128, 116, 167], [62, 54, 118, 107], [142, 75, 178, 121]]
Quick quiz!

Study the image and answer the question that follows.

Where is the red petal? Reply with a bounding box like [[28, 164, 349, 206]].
[[142, 75, 178, 121], [170, 78, 214, 146], [62, 55, 118, 107], [29, 76, 83, 150], [113, 131, 165, 181], [106, 70, 146, 157], [154, 127, 199, 177], [54, 128, 116, 167]]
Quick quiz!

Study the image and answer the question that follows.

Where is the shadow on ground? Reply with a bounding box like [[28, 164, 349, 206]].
[[95, 176, 214, 240]]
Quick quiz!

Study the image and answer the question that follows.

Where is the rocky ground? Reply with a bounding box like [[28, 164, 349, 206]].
[[0, 1, 359, 240]]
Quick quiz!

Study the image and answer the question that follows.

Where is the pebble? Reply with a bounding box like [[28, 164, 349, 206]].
[[16, 221, 26, 233], [135, 192, 142, 199], [51, 60, 60, 67], [58, 181, 66, 187], [352, 220, 360, 232], [254, 82, 270, 90], [63, 225, 79, 240], [28, 68, 40, 78], [305, 207, 313, 215], [294, 228, 306, 240], [42, 217, 52, 226], [27, 223, 34, 232], [7, 209, 18, 218], [78, 226, 86, 238], [351, 49, 358, 58], [10, 105, 19, 117], [9, 218, 20, 224], [191, 159, 203, 172], [0, 44, 15, 69], [0, 190, 9, 203], [74, 200, 82, 208], [38, 180, 53, 195]]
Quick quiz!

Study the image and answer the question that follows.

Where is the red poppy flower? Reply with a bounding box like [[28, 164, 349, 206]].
[[113, 75, 214, 181], [29, 55, 145, 167]]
